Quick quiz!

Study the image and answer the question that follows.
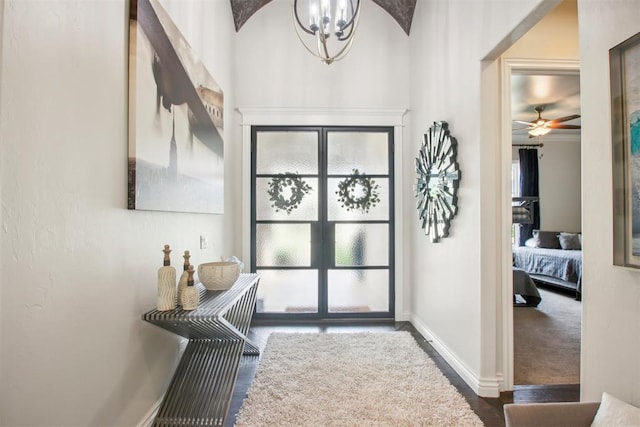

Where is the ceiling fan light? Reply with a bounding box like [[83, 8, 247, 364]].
[[528, 127, 552, 137]]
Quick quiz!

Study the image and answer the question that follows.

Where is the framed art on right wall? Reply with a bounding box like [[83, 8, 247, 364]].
[[611, 31, 640, 268]]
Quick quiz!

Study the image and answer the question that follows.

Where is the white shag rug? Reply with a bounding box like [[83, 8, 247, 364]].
[[235, 332, 483, 427]]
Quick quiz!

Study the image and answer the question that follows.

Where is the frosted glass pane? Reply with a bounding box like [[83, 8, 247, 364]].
[[328, 178, 389, 221], [256, 177, 318, 221], [256, 269, 318, 313], [256, 132, 318, 174], [328, 269, 389, 313], [256, 224, 311, 267], [327, 132, 388, 174], [335, 224, 388, 266]]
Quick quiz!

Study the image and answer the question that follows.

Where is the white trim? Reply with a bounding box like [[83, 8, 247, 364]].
[[500, 58, 580, 391], [411, 315, 502, 398], [393, 122, 406, 320], [237, 107, 409, 318], [394, 311, 411, 322], [241, 120, 252, 271], [136, 398, 162, 427], [238, 107, 407, 127]]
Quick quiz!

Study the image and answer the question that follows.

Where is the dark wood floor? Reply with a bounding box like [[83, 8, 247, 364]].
[[225, 321, 579, 427]]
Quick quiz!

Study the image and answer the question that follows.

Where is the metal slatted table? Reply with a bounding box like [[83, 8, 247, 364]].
[[143, 274, 260, 427]]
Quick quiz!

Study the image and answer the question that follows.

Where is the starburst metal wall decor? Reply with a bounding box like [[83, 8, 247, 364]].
[[415, 121, 461, 242]]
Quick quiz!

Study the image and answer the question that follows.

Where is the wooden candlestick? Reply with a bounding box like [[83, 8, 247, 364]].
[[157, 244, 177, 311], [181, 265, 199, 310]]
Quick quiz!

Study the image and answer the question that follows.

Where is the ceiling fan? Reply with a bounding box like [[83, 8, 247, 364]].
[[514, 105, 581, 138]]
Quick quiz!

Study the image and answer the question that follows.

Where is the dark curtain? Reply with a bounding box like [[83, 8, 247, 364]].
[[518, 148, 540, 246]]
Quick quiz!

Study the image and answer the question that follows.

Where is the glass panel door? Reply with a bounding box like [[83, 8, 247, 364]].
[[252, 128, 320, 315], [326, 130, 392, 314], [251, 126, 394, 319]]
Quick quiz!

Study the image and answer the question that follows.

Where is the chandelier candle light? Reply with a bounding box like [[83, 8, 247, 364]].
[[293, 0, 361, 64]]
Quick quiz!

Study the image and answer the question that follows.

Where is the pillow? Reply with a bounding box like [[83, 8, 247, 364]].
[[559, 233, 581, 250], [591, 392, 640, 427], [524, 237, 538, 248], [534, 230, 561, 249]]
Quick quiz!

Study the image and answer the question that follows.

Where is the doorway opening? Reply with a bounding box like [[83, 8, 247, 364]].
[[504, 59, 582, 390]]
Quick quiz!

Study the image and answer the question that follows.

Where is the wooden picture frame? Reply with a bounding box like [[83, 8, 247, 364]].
[[611, 31, 640, 268]]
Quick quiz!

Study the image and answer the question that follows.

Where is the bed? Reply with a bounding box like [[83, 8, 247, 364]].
[[513, 245, 582, 298]]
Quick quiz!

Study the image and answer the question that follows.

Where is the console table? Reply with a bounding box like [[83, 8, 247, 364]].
[[142, 273, 260, 426]]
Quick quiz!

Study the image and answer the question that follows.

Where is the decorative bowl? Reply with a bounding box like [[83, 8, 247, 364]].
[[198, 262, 240, 290]]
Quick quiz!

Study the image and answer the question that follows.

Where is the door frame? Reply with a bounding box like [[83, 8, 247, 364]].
[[500, 59, 581, 390], [238, 108, 409, 320], [250, 125, 395, 319]]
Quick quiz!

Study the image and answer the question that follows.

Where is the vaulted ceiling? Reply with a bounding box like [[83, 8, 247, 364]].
[[229, 0, 417, 35]]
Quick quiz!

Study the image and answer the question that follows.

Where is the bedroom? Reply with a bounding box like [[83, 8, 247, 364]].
[[504, 0, 583, 390], [511, 113, 582, 387]]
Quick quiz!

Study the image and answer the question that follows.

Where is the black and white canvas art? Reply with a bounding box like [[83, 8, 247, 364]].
[[128, 0, 224, 214]]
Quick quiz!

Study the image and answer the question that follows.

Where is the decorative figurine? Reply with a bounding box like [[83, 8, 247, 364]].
[[157, 244, 177, 311], [177, 250, 191, 306], [181, 265, 199, 311]]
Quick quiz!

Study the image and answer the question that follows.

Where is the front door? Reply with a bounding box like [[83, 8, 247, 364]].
[[251, 126, 394, 320]]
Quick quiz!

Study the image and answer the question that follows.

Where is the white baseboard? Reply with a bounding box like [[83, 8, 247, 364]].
[[137, 398, 162, 427], [410, 315, 501, 398]]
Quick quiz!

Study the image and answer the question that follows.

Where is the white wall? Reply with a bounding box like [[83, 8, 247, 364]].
[[538, 140, 582, 231], [0, 0, 236, 425], [408, 0, 556, 396], [503, 0, 579, 59], [513, 140, 582, 233], [233, 0, 410, 109], [578, 0, 640, 405]]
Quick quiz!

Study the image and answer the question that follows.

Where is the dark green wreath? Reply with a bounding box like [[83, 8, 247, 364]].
[[267, 173, 313, 214], [336, 169, 381, 213]]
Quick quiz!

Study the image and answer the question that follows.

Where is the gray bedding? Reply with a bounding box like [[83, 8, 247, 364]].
[[513, 246, 582, 292]]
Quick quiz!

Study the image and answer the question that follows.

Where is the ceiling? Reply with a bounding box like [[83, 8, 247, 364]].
[[229, 0, 417, 35], [511, 72, 581, 144], [228, 1, 580, 145]]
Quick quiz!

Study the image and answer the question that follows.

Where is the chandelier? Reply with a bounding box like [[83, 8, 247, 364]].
[[292, 0, 361, 65]]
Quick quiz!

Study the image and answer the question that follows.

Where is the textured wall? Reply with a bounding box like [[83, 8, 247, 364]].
[[0, 0, 235, 425], [408, 0, 552, 396], [578, 0, 640, 405]]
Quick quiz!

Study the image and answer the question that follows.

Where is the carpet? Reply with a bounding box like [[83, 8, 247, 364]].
[[235, 332, 483, 427], [514, 287, 581, 385]]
